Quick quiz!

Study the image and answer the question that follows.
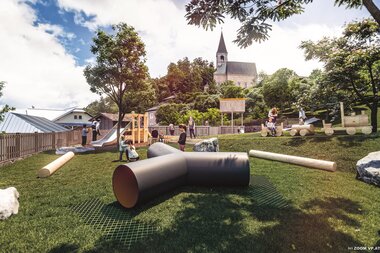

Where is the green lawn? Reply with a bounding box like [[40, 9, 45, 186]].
[[0, 134, 379, 252]]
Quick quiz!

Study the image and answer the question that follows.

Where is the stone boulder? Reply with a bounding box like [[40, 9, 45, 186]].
[[356, 151, 380, 187], [193, 138, 219, 152]]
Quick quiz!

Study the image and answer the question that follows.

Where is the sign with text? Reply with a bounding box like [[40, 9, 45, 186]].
[[219, 98, 246, 113]]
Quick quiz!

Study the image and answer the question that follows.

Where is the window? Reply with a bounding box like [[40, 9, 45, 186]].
[[245, 82, 248, 88], [238, 82, 241, 86], [74, 115, 77, 119], [79, 115, 82, 119], [220, 55, 224, 61]]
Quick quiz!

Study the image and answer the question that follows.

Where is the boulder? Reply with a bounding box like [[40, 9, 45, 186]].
[[356, 151, 380, 187], [193, 138, 219, 152]]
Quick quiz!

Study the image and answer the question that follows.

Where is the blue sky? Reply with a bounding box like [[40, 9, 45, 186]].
[[0, 0, 372, 109]]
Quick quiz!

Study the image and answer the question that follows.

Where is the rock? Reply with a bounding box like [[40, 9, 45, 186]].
[[356, 151, 380, 187], [193, 138, 219, 152]]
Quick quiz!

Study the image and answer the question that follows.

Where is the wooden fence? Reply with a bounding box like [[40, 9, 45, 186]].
[[0, 130, 82, 166], [148, 126, 246, 137]]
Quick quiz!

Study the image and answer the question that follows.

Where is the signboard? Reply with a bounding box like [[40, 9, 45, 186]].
[[219, 98, 246, 113]]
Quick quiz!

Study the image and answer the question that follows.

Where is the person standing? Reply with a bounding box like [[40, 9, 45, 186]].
[[91, 119, 97, 141], [96, 119, 101, 136], [188, 116, 196, 139], [81, 125, 88, 146], [169, 123, 175, 136], [298, 107, 307, 125], [178, 124, 187, 151], [119, 136, 128, 161]]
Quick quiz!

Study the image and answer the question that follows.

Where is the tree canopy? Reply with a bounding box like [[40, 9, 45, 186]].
[[300, 18, 380, 131], [0, 81, 15, 122], [84, 23, 149, 144], [185, 0, 380, 48]]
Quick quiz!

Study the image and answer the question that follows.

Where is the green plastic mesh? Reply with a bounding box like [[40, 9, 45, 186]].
[[71, 199, 156, 250], [71, 176, 288, 249], [249, 175, 290, 209]]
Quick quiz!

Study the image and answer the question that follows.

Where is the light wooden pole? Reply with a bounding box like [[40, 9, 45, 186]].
[[249, 150, 336, 172], [340, 102, 345, 127], [38, 151, 75, 178]]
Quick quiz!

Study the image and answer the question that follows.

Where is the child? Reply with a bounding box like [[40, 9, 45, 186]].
[[119, 136, 128, 161], [266, 117, 276, 137], [125, 140, 139, 162], [178, 124, 187, 151], [81, 124, 88, 146]]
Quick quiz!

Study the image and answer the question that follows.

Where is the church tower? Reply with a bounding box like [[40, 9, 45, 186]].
[[216, 32, 228, 67]]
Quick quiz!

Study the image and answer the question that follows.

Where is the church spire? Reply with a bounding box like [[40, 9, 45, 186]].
[[217, 31, 228, 54]]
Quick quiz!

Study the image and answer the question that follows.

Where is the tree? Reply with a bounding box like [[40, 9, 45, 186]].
[[262, 68, 297, 110], [156, 103, 189, 125], [185, 0, 380, 48], [84, 23, 148, 145], [193, 94, 220, 112], [220, 80, 245, 98], [0, 81, 15, 122], [85, 96, 117, 116], [300, 18, 380, 131]]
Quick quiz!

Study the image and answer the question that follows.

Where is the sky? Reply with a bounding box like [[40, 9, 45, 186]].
[[0, 0, 372, 109]]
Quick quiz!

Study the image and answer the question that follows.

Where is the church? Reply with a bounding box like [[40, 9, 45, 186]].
[[214, 32, 258, 88]]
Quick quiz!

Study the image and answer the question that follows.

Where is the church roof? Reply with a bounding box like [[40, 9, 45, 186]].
[[215, 61, 257, 76], [217, 32, 227, 54], [227, 61, 257, 76]]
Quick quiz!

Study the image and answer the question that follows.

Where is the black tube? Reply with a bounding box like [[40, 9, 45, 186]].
[[113, 143, 250, 208], [184, 152, 250, 186], [147, 142, 181, 158], [113, 154, 187, 208]]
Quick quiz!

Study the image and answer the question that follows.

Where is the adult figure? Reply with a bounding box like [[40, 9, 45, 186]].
[[81, 125, 88, 146], [91, 119, 97, 141], [96, 119, 101, 136], [188, 116, 196, 139], [298, 107, 307, 125], [169, 123, 175, 136], [268, 107, 278, 123], [178, 124, 187, 151]]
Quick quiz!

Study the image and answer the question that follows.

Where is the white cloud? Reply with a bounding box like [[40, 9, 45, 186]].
[[56, 0, 368, 78], [0, 0, 97, 109]]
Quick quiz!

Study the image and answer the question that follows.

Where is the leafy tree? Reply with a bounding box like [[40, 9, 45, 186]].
[[202, 108, 225, 126], [193, 94, 220, 112], [179, 109, 204, 125], [158, 57, 215, 102], [300, 18, 380, 131], [85, 96, 117, 116], [185, 0, 380, 48], [220, 80, 245, 98], [0, 81, 15, 122], [156, 103, 189, 125], [123, 80, 157, 113], [152, 77, 171, 102], [262, 68, 297, 110], [84, 23, 148, 144], [245, 87, 268, 118]]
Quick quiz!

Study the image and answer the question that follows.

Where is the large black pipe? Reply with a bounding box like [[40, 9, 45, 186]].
[[113, 153, 187, 208], [113, 142, 250, 208]]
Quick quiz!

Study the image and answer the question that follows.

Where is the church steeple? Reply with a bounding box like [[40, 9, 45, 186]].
[[216, 32, 228, 67]]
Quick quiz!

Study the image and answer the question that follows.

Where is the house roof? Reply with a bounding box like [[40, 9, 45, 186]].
[[0, 112, 69, 133], [14, 107, 92, 121], [93, 113, 132, 122], [217, 32, 228, 54]]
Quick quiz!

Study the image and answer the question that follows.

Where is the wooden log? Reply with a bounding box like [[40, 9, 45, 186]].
[[261, 130, 268, 137], [289, 129, 298, 136], [249, 150, 336, 172], [325, 128, 334, 136], [299, 129, 311, 136], [361, 126, 372, 135], [346, 127, 356, 135], [291, 124, 315, 132], [38, 151, 74, 178]]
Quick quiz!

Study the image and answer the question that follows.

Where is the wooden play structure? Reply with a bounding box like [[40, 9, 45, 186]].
[[261, 122, 284, 137], [289, 124, 315, 136], [322, 102, 372, 136], [124, 112, 149, 144]]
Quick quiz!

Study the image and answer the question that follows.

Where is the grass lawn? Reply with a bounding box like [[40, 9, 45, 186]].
[[0, 133, 380, 252]]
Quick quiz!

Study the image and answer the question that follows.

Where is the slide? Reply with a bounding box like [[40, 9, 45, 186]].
[[91, 123, 130, 147]]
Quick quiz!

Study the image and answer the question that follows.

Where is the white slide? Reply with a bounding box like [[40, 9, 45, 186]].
[[91, 123, 130, 147]]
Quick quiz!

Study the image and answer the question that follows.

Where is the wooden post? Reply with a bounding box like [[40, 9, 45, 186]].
[[144, 113, 148, 143], [137, 114, 141, 143], [241, 113, 243, 126], [340, 102, 345, 127], [131, 113, 135, 144], [231, 112, 234, 133], [221, 113, 223, 126]]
